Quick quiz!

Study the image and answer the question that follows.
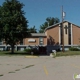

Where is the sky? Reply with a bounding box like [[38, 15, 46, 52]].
[[0, 0, 80, 31]]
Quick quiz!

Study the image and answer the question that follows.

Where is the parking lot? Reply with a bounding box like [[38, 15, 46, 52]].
[[0, 55, 80, 80]]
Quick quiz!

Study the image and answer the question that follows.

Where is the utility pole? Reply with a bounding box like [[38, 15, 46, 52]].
[[62, 5, 64, 52]]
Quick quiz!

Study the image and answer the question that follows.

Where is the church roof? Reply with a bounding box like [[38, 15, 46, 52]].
[[44, 20, 80, 32], [30, 33, 46, 37]]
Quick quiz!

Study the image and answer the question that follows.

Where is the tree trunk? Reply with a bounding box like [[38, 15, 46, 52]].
[[11, 44, 14, 54]]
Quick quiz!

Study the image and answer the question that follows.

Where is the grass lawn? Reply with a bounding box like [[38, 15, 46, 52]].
[[56, 51, 80, 57], [0, 51, 40, 56], [0, 51, 80, 57], [0, 51, 30, 56]]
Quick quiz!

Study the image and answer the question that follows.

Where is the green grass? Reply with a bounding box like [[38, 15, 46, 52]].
[[0, 51, 39, 56], [56, 51, 80, 57], [0, 51, 32, 56], [0, 51, 80, 57]]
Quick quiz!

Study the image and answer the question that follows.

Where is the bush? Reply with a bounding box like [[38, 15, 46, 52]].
[[24, 48, 39, 55], [32, 48, 39, 55], [69, 47, 80, 51], [56, 48, 61, 52], [24, 48, 32, 53]]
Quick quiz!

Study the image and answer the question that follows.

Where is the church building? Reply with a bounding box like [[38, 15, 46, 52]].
[[23, 20, 80, 53], [45, 20, 80, 46], [24, 20, 80, 46], [0, 20, 80, 54]]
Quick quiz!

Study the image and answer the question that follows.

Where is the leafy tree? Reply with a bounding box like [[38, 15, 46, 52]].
[[39, 17, 60, 33], [28, 26, 37, 33], [0, 0, 29, 53]]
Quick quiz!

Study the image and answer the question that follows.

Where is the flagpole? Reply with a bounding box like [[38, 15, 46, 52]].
[[62, 5, 64, 52]]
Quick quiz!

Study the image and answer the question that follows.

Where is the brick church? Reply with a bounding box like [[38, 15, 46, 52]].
[[0, 20, 80, 54], [24, 21, 80, 46]]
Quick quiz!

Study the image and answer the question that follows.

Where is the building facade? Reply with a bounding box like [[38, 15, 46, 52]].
[[23, 33, 47, 46], [23, 21, 80, 46], [0, 21, 80, 53], [44, 21, 80, 46]]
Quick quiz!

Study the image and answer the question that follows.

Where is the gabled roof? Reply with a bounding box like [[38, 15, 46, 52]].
[[44, 20, 80, 32]]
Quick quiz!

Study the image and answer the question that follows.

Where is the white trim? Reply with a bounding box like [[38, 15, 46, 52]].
[[59, 26, 61, 44], [71, 24, 73, 45]]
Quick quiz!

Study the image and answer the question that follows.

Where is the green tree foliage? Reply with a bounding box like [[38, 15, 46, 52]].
[[0, 0, 29, 53], [39, 17, 60, 33], [28, 26, 37, 33]]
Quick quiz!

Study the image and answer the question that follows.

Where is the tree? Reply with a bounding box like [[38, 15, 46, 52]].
[[28, 26, 37, 33], [0, 0, 29, 54], [39, 17, 60, 33]]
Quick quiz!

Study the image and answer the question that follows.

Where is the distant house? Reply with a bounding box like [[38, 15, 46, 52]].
[[0, 21, 80, 54]]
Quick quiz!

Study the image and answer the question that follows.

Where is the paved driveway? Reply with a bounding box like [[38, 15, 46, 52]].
[[0, 56, 80, 80]]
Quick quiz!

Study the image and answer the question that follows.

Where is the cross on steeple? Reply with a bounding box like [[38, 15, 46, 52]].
[[64, 25, 68, 34]]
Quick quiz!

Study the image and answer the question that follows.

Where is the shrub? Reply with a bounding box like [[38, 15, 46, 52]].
[[32, 48, 39, 55], [24, 48, 32, 53], [24, 48, 39, 55], [56, 48, 61, 52], [69, 47, 80, 51]]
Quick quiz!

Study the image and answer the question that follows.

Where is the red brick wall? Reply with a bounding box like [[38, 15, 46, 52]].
[[45, 25, 59, 45], [23, 37, 47, 45], [72, 25, 80, 45]]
